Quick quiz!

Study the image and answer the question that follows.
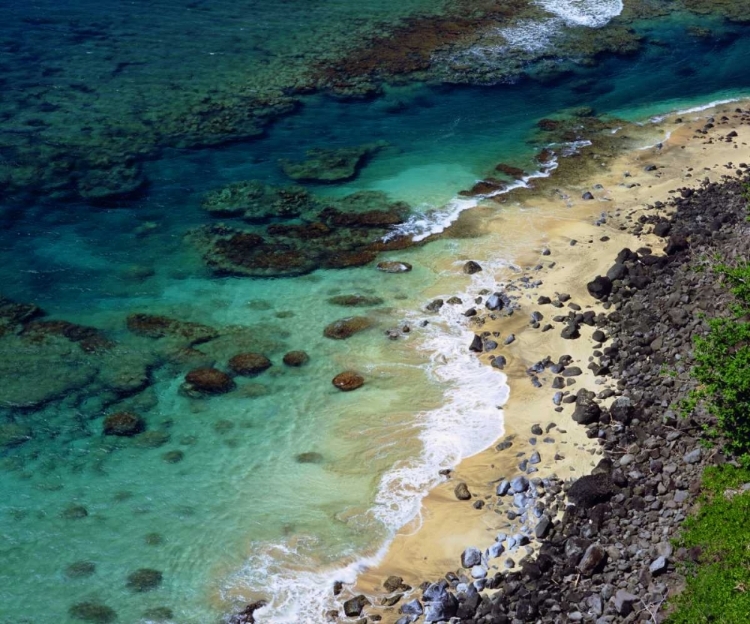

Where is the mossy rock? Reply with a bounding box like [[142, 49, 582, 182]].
[[126, 568, 163, 592], [68, 602, 116, 623], [65, 560, 96, 578]]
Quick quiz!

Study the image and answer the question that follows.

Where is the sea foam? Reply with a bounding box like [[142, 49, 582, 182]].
[[537, 0, 624, 28], [237, 261, 512, 623]]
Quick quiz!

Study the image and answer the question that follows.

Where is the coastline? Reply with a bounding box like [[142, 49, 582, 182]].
[[344, 99, 750, 622]]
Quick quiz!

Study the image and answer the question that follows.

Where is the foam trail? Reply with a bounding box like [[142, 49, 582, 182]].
[[537, 0, 623, 28], [236, 261, 512, 623], [676, 97, 743, 115], [386, 159, 559, 243]]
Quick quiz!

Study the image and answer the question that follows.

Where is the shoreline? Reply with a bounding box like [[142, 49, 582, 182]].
[[338, 99, 750, 622]]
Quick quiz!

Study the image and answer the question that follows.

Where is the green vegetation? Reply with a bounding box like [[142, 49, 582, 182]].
[[668, 465, 750, 623], [682, 262, 750, 464]]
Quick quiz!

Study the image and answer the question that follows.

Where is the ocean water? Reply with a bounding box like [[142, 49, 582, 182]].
[[2, 1, 750, 622]]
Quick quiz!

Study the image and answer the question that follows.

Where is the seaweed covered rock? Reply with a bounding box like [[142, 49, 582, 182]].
[[126, 313, 218, 345], [202, 181, 315, 221], [189, 190, 412, 277], [126, 568, 163, 592], [328, 294, 384, 307], [228, 353, 272, 376], [279, 142, 385, 182], [68, 602, 117, 623], [103, 412, 146, 437], [183, 368, 236, 396], [0, 423, 32, 447]]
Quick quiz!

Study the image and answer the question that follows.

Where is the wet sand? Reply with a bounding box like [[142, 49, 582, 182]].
[[352, 100, 750, 620]]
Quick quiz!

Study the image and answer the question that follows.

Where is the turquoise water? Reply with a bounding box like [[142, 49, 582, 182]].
[[2, 1, 750, 622]]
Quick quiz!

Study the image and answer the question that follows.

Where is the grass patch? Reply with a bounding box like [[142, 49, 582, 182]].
[[668, 465, 750, 623]]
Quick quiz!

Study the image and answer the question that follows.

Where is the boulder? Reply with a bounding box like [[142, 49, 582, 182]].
[[332, 371, 364, 391], [184, 368, 236, 395], [343, 595, 370, 617], [228, 353, 272, 376], [578, 543, 607, 576], [454, 482, 472, 500], [586, 275, 612, 300], [377, 261, 412, 273], [567, 473, 617, 507], [463, 261, 483, 274], [572, 390, 601, 425], [383, 575, 404, 593], [283, 351, 310, 367], [126, 568, 163, 593], [103, 412, 146, 437], [461, 547, 482, 568], [606, 263, 628, 281], [323, 317, 373, 339]]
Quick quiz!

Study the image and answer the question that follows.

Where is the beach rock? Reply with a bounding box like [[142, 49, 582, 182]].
[[103, 412, 146, 437], [582, 191, 594, 200], [228, 353, 272, 376], [561, 324, 580, 340], [328, 294, 384, 307], [126, 568, 163, 592], [469, 334, 483, 353], [463, 261, 483, 274], [323, 316, 373, 339], [461, 547, 482, 568], [495, 163, 525, 178], [610, 396, 633, 423], [568, 473, 617, 507], [400, 599, 423, 615], [578, 543, 607, 576], [184, 368, 236, 396], [426, 298, 444, 312], [126, 313, 217, 345], [384, 575, 404, 593], [586, 276, 612, 300], [68, 602, 117, 624], [653, 221, 672, 237], [283, 351, 309, 367], [613, 589, 638, 616], [485, 292, 507, 311], [332, 371, 364, 391], [454, 482, 472, 500], [423, 584, 458, 622], [535, 516, 552, 539], [491, 355, 507, 370], [606, 263, 628, 281], [572, 390, 601, 425], [377, 261, 412, 273], [228, 601, 268, 624], [343, 595, 370, 617], [511, 476, 529, 493]]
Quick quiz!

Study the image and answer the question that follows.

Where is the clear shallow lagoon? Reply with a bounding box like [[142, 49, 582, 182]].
[[2, 1, 750, 622]]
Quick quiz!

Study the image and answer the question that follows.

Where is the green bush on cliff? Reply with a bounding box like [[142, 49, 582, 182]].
[[669, 465, 750, 623], [684, 262, 750, 463]]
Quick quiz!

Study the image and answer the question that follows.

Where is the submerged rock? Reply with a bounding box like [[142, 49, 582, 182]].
[[65, 561, 97, 579], [283, 351, 310, 367], [332, 371, 364, 391], [377, 260, 412, 273], [279, 142, 385, 182], [103, 412, 146, 437], [228, 353, 272, 376], [296, 452, 324, 464], [126, 568, 163, 592], [126, 313, 218, 345], [323, 316, 373, 339], [202, 180, 314, 221], [183, 368, 236, 396], [68, 602, 117, 624], [327, 294, 384, 307]]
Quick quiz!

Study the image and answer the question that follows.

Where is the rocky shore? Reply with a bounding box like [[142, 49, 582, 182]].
[[294, 106, 750, 623]]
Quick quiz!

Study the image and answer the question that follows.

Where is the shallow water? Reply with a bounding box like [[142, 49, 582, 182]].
[[2, 1, 750, 623]]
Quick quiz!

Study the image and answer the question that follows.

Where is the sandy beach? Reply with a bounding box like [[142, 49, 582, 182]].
[[351, 100, 750, 621]]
